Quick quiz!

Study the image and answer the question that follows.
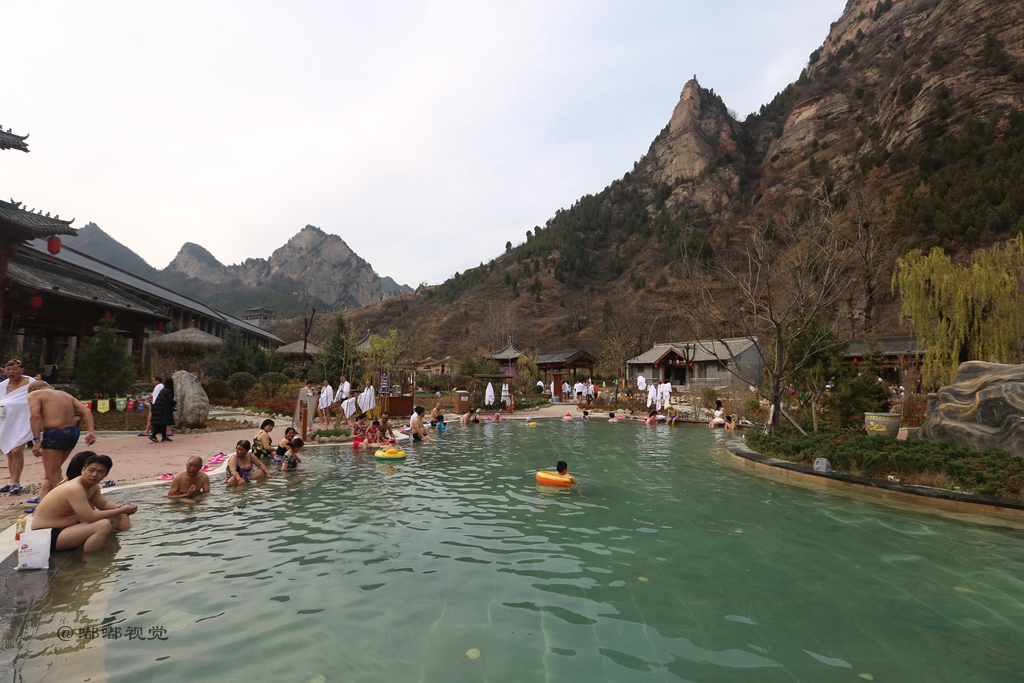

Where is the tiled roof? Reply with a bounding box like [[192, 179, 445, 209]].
[[8, 253, 166, 318], [843, 336, 919, 358], [535, 349, 597, 365], [23, 239, 283, 344], [0, 127, 29, 152], [489, 338, 522, 361], [0, 199, 76, 237], [627, 337, 757, 365]]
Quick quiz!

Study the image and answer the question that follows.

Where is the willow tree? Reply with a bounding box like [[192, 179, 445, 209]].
[[893, 234, 1024, 387]]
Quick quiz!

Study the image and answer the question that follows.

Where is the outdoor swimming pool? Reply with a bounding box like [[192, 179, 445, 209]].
[[15, 422, 1024, 682]]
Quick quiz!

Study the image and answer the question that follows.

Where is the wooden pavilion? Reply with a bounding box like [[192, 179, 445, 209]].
[[488, 337, 522, 377], [535, 349, 598, 394]]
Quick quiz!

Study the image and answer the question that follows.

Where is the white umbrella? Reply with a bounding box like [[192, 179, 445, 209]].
[[485, 382, 496, 406]]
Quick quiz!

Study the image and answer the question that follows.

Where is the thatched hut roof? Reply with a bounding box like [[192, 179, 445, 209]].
[[147, 327, 224, 355], [277, 340, 323, 356]]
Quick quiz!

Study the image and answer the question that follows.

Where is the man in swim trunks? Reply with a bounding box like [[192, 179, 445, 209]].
[[409, 406, 429, 441], [28, 382, 96, 502], [168, 456, 211, 500], [31, 454, 136, 553], [378, 411, 396, 441]]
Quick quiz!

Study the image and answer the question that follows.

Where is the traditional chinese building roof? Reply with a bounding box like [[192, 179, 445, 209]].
[[535, 349, 598, 367], [0, 127, 29, 152], [7, 252, 166, 318], [0, 198, 76, 240], [489, 338, 522, 362], [842, 336, 919, 358], [627, 338, 757, 365]]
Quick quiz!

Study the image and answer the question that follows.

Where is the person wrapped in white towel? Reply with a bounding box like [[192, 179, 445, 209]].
[[318, 380, 335, 425]]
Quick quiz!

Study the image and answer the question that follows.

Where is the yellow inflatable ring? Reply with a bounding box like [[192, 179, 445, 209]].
[[536, 470, 574, 487], [526, 422, 538, 427], [375, 448, 407, 460]]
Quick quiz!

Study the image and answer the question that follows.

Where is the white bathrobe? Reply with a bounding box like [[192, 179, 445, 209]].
[[485, 383, 496, 406], [0, 378, 34, 454], [647, 384, 657, 408], [357, 385, 376, 413], [637, 376, 647, 391], [319, 384, 335, 410], [658, 382, 672, 410]]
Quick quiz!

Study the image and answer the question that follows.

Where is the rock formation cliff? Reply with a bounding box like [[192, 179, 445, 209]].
[[308, 0, 1024, 360]]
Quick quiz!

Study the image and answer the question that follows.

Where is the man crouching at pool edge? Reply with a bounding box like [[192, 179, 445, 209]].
[[31, 454, 137, 553]]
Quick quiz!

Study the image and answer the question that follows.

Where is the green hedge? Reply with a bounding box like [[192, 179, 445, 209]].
[[746, 429, 1024, 500]]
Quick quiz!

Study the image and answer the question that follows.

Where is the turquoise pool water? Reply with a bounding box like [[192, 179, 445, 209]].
[[17, 422, 1024, 682]]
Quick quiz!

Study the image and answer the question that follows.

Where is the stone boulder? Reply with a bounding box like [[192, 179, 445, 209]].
[[919, 362, 1024, 457], [172, 370, 210, 429]]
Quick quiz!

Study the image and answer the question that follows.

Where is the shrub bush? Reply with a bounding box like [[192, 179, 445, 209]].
[[203, 378, 233, 401], [250, 399, 295, 415], [227, 372, 257, 404], [747, 428, 1024, 499]]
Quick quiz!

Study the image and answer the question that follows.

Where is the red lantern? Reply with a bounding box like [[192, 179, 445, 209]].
[[156, 321, 165, 331], [28, 295, 42, 319], [47, 235, 61, 265]]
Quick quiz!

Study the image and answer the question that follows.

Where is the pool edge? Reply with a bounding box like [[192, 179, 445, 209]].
[[723, 438, 1024, 531]]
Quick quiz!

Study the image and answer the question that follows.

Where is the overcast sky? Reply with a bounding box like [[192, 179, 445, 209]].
[[3, 0, 846, 286]]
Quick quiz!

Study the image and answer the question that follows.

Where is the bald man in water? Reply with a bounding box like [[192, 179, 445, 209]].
[[167, 456, 211, 501], [28, 382, 96, 502]]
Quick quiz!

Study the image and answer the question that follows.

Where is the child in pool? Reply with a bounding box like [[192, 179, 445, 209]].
[[492, 413, 501, 421], [582, 410, 591, 421], [607, 412, 619, 423], [556, 460, 576, 484], [361, 420, 382, 449], [645, 410, 658, 426], [281, 438, 304, 471], [352, 414, 369, 448], [274, 426, 297, 464], [226, 440, 270, 486]]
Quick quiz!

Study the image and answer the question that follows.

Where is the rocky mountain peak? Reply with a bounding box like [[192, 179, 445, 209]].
[[166, 242, 229, 284]]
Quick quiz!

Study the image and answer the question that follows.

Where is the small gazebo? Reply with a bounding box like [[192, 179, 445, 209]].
[[488, 337, 521, 377], [277, 340, 324, 358], [146, 326, 223, 376]]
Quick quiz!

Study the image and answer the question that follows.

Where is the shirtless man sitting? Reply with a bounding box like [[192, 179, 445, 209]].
[[167, 456, 211, 501], [30, 454, 136, 553], [409, 406, 430, 441], [28, 382, 96, 502]]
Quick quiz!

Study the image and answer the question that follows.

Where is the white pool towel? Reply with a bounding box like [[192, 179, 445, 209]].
[[485, 383, 496, 406], [357, 385, 376, 413], [342, 397, 358, 419], [0, 379, 34, 454]]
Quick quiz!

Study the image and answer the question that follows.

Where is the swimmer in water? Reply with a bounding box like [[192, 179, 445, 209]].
[[556, 460, 576, 484]]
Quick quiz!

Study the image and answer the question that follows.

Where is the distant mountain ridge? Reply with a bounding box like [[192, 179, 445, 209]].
[[62, 223, 412, 317]]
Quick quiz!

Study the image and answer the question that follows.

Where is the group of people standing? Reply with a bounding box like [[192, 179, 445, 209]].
[[298, 376, 379, 428], [0, 358, 98, 512]]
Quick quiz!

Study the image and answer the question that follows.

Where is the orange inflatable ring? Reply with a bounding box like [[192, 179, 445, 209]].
[[536, 470, 574, 487]]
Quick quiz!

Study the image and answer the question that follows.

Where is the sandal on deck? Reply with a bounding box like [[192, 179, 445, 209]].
[[8, 485, 22, 495]]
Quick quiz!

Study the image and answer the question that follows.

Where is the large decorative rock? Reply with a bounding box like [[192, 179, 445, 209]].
[[172, 370, 210, 429], [919, 362, 1024, 457]]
